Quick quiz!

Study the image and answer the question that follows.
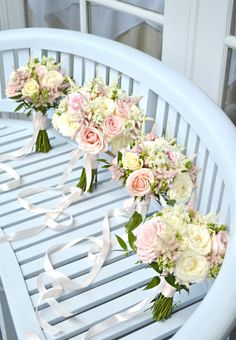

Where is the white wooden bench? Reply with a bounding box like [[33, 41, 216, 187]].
[[0, 28, 236, 340]]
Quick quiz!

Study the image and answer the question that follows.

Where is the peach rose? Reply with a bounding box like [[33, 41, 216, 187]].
[[68, 92, 85, 112], [211, 231, 229, 257], [115, 99, 130, 118], [76, 126, 107, 154], [126, 168, 154, 197], [136, 218, 164, 263], [103, 114, 124, 138]]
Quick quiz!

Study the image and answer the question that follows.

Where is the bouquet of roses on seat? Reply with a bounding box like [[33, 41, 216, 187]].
[[118, 203, 229, 321], [109, 133, 197, 231], [6, 56, 71, 152], [52, 77, 145, 192]]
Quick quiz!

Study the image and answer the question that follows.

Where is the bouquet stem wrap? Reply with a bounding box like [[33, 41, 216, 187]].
[[34, 112, 52, 153], [151, 279, 176, 321], [76, 154, 98, 192], [0, 112, 51, 191]]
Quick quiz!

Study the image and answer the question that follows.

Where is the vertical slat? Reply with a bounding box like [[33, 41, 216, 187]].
[[195, 141, 209, 211], [84, 59, 96, 83], [209, 168, 224, 213], [176, 115, 189, 149], [155, 96, 168, 137], [60, 53, 71, 76], [166, 105, 179, 138], [73, 56, 84, 85], [185, 127, 199, 160], [219, 186, 230, 224], [108, 68, 120, 85], [2, 51, 15, 98], [96, 64, 108, 84], [120, 74, 130, 93], [17, 49, 30, 67], [30, 48, 42, 60], [198, 156, 216, 214], [47, 50, 59, 62]]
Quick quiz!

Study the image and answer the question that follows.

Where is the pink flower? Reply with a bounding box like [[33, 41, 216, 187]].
[[68, 93, 85, 113], [126, 168, 154, 197], [35, 65, 47, 79], [76, 126, 107, 155], [136, 218, 164, 263], [103, 114, 124, 138], [211, 231, 229, 257], [115, 99, 130, 118]]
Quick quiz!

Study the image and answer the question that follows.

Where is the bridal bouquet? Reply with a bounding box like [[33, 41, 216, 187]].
[[120, 204, 229, 321], [6, 56, 71, 152], [109, 134, 197, 230], [52, 77, 145, 192]]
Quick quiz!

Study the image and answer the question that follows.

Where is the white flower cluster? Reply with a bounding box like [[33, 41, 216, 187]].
[[136, 204, 228, 287], [52, 77, 145, 153]]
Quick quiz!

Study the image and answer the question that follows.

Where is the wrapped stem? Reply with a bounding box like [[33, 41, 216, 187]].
[[151, 293, 174, 321], [77, 167, 98, 193], [35, 129, 52, 153]]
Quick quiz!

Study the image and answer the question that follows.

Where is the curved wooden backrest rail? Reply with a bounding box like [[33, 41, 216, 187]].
[[0, 28, 236, 340]]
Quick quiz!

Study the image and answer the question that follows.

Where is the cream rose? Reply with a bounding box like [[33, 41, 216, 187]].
[[22, 79, 39, 98], [168, 172, 194, 203], [122, 152, 142, 171], [126, 168, 154, 197], [76, 126, 107, 154], [187, 224, 211, 255], [52, 113, 80, 138], [41, 70, 64, 87], [103, 114, 124, 138], [175, 251, 209, 283], [93, 97, 115, 116]]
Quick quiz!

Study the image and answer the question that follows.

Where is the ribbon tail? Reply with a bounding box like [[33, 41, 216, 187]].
[[0, 163, 20, 191], [58, 149, 82, 187]]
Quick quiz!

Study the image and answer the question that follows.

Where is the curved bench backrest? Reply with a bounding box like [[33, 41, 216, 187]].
[[0, 28, 236, 340]]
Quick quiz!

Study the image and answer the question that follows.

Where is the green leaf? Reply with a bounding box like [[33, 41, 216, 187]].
[[97, 158, 110, 164], [10, 94, 22, 100], [115, 235, 128, 251], [102, 164, 111, 169], [125, 211, 143, 233], [14, 102, 24, 112], [128, 231, 137, 252], [117, 151, 122, 163], [144, 276, 161, 290], [150, 262, 162, 274], [167, 199, 176, 207]]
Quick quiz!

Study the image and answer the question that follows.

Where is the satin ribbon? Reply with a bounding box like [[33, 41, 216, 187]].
[[0, 148, 99, 243], [0, 112, 47, 191], [33, 197, 151, 336]]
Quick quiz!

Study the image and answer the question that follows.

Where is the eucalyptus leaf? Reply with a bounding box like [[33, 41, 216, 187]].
[[128, 231, 137, 252], [115, 235, 128, 251], [125, 211, 143, 233], [14, 102, 24, 112], [144, 276, 161, 290]]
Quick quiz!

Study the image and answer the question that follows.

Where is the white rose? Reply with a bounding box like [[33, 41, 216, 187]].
[[122, 152, 143, 171], [41, 70, 64, 87], [93, 97, 115, 116], [168, 172, 194, 203], [175, 251, 209, 283], [52, 113, 79, 137], [187, 224, 211, 255], [22, 79, 39, 97]]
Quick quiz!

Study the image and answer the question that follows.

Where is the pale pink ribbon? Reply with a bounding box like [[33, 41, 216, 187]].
[[33, 196, 151, 337], [0, 147, 100, 243], [0, 112, 47, 191]]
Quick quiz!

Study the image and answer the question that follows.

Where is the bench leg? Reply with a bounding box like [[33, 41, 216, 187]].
[[0, 281, 17, 340]]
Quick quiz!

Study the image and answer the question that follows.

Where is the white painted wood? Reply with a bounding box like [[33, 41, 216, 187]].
[[0, 0, 25, 30], [0, 29, 236, 340], [80, 0, 88, 33], [89, 0, 164, 25], [84, 58, 96, 82]]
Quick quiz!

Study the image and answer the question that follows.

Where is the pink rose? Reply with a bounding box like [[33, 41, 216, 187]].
[[76, 126, 108, 155], [35, 65, 47, 79], [115, 99, 130, 118], [68, 93, 85, 112], [136, 218, 164, 263], [126, 169, 154, 197], [103, 114, 124, 138], [211, 231, 229, 257]]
